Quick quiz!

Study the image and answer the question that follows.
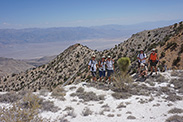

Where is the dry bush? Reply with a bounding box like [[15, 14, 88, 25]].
[[166, 115, 183, 122], [112, 73, 132, 92], [116, 102, 126, 109], [76, 87, 84, 93], [39, 88, 50, 96], [20, 92, 42, 109], [127, 115, 136, 119], [166, 94, 182, 102], [41, 100, 60, 112], [64, 106, 74, 111], [81, 107, 93, 116], [107, 114, 114, 117], [71, 90, 104, 102], [51, 86, 66, 100], [0, 92, 48, 122], [0, 91, 22, 103], [111, 92, 131, 100], [168, 108, 183, 114]]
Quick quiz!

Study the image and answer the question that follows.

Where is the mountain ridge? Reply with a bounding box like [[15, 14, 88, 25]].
[[0, 21, 183, 92]]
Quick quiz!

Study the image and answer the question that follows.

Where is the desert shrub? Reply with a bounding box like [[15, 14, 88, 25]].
[[147, 43, 158, 51], [76, 87, 84, 93], [168, 108, 183, 114], [172, 56, 181, 66], [178, 44, 183, 55], [174, 23, 178, 28], [112, 57, 132, 93], [112, 92, 131, 99], [159, 41, 166, 47], [163, 35, 171, 42], [41, 100, 60, 112], [127, 115, 136, 120], [81, 107, 93, 116], [51, 86, 66, 100], [117, 57, 131, 74], [0, 92, 22, 103], [160, 52, 165, 59], [116, 102, 126, 109], [113, 73, 132, 92], [166, 115, 183, 122], [20, 92, 42, 109], [165, 42, 177, 51], [0, 93, 47, 122]]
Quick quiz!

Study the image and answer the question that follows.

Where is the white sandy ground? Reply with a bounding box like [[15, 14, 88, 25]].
[[0, 71, 183, 122]]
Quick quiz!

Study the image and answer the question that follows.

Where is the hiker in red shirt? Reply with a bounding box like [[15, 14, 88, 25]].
[[148, 49, 159, 75]]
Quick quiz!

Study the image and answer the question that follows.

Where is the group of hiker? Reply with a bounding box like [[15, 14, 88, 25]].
[[88, 55, 115, 82], [88, 48, 159, 82], [137, 48, 159, 77]]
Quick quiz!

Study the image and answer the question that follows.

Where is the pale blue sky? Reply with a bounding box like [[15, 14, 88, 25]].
[[0, 0, 183, 29]]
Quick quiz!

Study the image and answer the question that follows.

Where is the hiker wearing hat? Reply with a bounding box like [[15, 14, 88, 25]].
[[98, 56, 106, 81], [139, 63, 148, 77], [137, 49, 147, 74], [106, 56, 115, 82], [148, 49, 159, 75], [88, 55, 98, 81]]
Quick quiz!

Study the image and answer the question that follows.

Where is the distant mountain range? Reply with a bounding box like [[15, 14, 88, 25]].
[[0, 19, 182, 59], [0, 19, 181, 45]]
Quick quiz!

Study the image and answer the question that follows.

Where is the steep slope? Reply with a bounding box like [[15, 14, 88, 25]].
[[0, 57, 35, 77], [156, 23, 183, 70], [98, 21, 183, 72], [0, 44, 94, 91]]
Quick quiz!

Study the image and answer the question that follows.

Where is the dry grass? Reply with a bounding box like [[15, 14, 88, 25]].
[[51, 86, 66, 100], [112, 73, 132, 92], [0, 92, 48, 122]]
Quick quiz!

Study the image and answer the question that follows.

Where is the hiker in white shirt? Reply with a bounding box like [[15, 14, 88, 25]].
[[98, 56, 106, 81], [137, 49, 147, 74], [88, 55, 98, 81], [106, 56, 115, 82]]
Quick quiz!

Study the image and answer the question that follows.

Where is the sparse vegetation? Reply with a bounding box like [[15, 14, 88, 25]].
[[172, 56, 181, 66], [0, 92, 48, 122], [160, 52, 165, 58]]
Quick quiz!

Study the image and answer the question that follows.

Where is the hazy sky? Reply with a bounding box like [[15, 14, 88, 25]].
[[0, 0, 183, 29]]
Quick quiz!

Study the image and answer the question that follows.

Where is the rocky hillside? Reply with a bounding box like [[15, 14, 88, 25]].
[[156, 22, 183, 70], [0, 21, 183, 92], [0, 57, 35, 78], [98, 21, 183, 72], [0, 44, 94, 91]]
